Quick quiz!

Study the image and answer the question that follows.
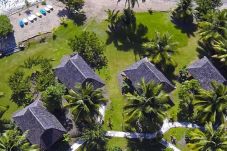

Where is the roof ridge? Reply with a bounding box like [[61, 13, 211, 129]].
[[204, 59, 226, 80], [69, 58, 87, 79], [28, 107, 46, 132], [144, 62, 163, 83]]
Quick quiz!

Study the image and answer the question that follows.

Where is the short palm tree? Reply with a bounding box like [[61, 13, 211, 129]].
[[143, 32, 178, 72], [64, 83, 107, 124], [0, 129, 38, 151], [194, 81, 227, 125], [124, 79, 171, 132], [79, 124, 108, 151], [188, 122, 227, 151], [198, 10, 227, 41], [212, 39, 227, 65]]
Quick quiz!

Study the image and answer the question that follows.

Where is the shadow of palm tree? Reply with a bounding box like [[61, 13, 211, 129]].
[[127, 138, 165, 151], [171, 17, 197, 37], [106, 10, 148, 57]]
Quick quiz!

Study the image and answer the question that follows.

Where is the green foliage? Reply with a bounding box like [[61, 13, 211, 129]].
[[35, 60, 56, 91], [143, 32, 178, 74], [69, 31, 107, 70], [177, 80, 200, 122], [41, 83, 65, 113], [195, 0, 222, 20], [0, 129, 39, 151], [23, 56, 50, 69], [212, 38, 227, 65], [64, 83, 107, 124], [8, 70, 33, 107], [188, 122, 227, 151], [164, 147, 174, 151], [178, 66, 191, 83], [80, 124, 108, 151], [0, 15, 13, 37], [194, 81, 227, 125], [65, 0, 84, 12], [172, 0, 193, 23], [124, 79, 171, 132]]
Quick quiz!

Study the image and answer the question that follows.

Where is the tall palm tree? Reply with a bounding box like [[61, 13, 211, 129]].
[[188, 122, 227, 151], [117, 0, 146, 8], [212, 39, 227, 65], [172, 0, 193, 23], [64, 83, 107, 124], [0, 129, 38, 151], [198, 10, 227, 41], [124, 79, 171, 132], [194, 81, 227, 125], [79, 124, 108, 151], [143, 32, 178, 72]]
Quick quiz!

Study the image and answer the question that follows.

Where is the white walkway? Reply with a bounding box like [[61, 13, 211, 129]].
[[70, 119, 202, 151]]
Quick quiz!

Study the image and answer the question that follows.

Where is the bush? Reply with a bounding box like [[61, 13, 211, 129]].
[[69, 31, 107, 70], [41, 0, 46, 5], [164, 147, 174, 151], [42, 83, 65, 113], [0, 15, 13, 37]]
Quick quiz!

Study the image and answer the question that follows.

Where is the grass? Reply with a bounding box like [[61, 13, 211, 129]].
[[163, 128, 191, 151], [107, 138, 165, 151], [0, 11, 200, 150]]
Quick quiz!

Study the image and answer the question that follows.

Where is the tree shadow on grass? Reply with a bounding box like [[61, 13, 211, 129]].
[[127, 138, 166, 151], [106, 9, 148, 58], [171, 18, 197, 38]]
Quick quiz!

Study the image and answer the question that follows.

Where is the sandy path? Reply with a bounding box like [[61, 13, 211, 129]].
[[83, 0, 178, 20]]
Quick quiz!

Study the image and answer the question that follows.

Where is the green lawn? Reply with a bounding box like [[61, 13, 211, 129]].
[[107, 137, 165, 151], [164, 128, 191, 151], [0, 11, 199, 150]]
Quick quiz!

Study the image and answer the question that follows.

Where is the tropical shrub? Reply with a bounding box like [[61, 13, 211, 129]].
[[69, 31, 107, 70], [0, 15, 13, 37], [42, 83, 65, 113], [79, 124, 108, 151]]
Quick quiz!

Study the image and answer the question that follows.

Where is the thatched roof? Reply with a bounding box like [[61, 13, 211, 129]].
[[55, 54, 105, 90], [12, 101, 66, 150], [187, 56, 226, 90], [123, 58, 175, 92]]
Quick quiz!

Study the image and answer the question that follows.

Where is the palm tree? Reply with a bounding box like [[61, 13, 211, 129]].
[[124, 79, 171, 132], [212, 39, 227, 65], [172, 0, 193, 23], [0, 129, 38, 151], [117, 0, 146, 8], [143, 32, 178, 72], [188, 122, 227, 151], [64, 83, 107, 124], [194, 81, 227, 125], [79, 124, 108, 151], [0, 105, 10, 132], [198, 10, 227, 42]]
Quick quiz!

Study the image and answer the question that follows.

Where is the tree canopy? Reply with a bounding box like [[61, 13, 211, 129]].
[[41, 83, 65, 113], [188, 122, 227, 151], [64, 83, 107, 124], [0, 15, 13, 37], [69, 31, 107, 70], [124, 79, 171, 132], [0, 129, 39, 151]]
